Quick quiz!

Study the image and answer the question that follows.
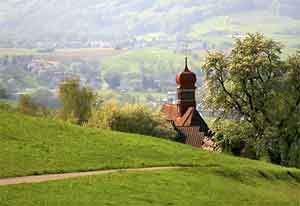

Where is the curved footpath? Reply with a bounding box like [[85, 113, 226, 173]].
[[0, 166, 188, 186]]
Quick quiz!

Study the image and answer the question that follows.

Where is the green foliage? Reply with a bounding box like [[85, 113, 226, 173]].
[[88, 101, 175, 138], [212, 119, 257, 159], [0, 87, 8, 99], [203, 33, 300, 167], [58, 78, 95, 124], [0, 102, 15, 112], [17, 94, 48, 117]]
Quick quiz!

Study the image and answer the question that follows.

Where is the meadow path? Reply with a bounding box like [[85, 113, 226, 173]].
[[0, 166, 186, 186]]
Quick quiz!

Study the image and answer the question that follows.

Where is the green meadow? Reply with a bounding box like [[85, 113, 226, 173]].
[[0, 108, 300, 205], [1, 168, 300, 205]]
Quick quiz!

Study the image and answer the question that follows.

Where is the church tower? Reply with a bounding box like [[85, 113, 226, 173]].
[[160, 57, 211, 148], [176, 57, 197, 117]]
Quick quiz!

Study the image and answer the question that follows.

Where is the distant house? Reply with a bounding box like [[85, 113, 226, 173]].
[[161, 58, 212, 148]]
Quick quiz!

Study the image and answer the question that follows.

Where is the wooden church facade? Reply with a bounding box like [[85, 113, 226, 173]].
[[161, 58, 211, 148]]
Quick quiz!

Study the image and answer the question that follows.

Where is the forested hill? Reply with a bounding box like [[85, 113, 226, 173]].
[[1, 0, 300, 48]]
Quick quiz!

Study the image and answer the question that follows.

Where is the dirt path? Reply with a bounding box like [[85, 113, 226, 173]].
[[0, 166, 187, 186]]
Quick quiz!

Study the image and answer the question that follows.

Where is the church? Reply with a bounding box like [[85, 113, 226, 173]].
[[161, 58, 211, 148]]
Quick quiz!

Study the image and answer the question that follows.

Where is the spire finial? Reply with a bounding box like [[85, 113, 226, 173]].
[[184, 57, 189, 72]]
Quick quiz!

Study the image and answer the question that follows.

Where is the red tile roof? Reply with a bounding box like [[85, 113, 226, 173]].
[[161, 104, 209, 135], [160, 103, 177, 121]]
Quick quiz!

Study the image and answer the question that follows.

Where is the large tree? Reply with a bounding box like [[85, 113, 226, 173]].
[[202, 33, 300, 167]]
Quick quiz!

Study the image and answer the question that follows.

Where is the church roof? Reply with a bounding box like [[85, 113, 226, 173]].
[[175, 108, 208, 128], [161, 104, 210, 136], [160, 103, 177, 121]]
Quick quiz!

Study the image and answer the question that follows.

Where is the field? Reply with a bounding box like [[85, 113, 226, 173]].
[[0, 47, 124, 60], [189, 11, 300, 48], [51, 48, 125, 61], [0, 48, 39, 56], [0, 108, 300, 205], [101, 47, 199, 74], [1, 168, 300, 206]]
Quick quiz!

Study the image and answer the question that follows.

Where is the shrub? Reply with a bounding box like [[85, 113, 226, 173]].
[[17, 94, 49, 117], [0, 102, 15, 112], [87, 101, 176, 139], [212, 119, 257, 159]]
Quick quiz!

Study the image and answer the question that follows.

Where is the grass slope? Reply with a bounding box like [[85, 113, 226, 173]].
[[0, 109, 300, 205], [1, 168, 300, 205], [0, 108, 300, 178]]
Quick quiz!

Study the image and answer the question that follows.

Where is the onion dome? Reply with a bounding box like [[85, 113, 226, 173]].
[[176, 57, 197, 87]]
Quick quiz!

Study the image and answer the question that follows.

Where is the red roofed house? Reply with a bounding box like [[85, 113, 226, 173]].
[[161, 57, 211, 148]]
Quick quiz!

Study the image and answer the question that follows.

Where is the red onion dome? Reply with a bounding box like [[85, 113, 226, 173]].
[[176, 57, 197, 87]]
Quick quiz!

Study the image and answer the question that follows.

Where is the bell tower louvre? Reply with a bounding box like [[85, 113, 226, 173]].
[[161, 58, 211, 148]]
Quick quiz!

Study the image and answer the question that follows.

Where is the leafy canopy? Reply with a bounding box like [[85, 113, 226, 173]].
[[202, 33, 300, 167]]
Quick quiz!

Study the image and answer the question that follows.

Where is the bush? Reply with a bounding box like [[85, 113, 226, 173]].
[[0, 102, 15, 112], [87, 101, 176, 139], [212, 119, 258, 159], [17, 94, 49, 117]]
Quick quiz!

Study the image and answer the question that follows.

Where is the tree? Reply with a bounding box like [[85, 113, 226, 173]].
[[0, 87, 8, 99], [58, 78, 95, 124], [17, 94, 47, 116], [202, 33, 300, 167]]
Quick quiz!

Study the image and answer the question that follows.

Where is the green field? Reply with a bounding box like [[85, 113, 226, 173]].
[[101, 47, 200, 74], [0, 108, 300, 205], [1, 168, 300, 206], [189, 11, 300, 48], [0, 47, 124, 59]]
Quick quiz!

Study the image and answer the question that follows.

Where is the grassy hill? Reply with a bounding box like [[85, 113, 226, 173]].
[[1, 168, 300, 206], [0, 107, 300, 205]]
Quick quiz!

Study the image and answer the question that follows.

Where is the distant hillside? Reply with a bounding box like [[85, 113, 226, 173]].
[[0, 0, 300, 48], [0, 48, 199, 96]]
